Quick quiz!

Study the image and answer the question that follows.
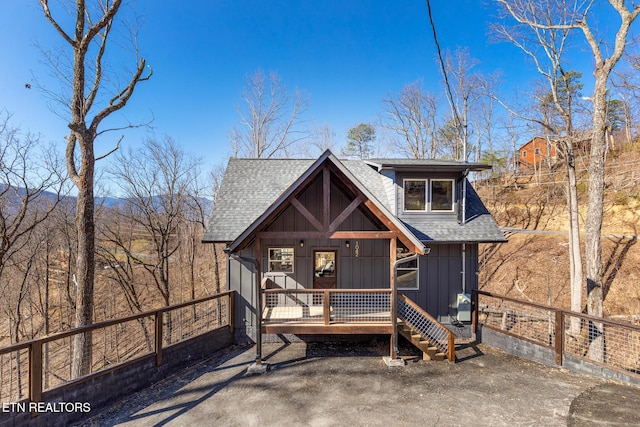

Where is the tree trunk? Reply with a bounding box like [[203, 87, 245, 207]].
[[585, 71, 608, 362], [72, 144, 96, 378], [565, 145, 583, 335]]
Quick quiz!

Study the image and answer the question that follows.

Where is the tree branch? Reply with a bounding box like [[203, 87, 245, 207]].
[[89, 61, 152, 135], [38, 0, 75, 46]]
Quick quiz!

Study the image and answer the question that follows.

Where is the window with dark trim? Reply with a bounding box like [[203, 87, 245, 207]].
[[431, 179, 454, 211], [268, 248, 294, 273], [403, 179, 426, 211]]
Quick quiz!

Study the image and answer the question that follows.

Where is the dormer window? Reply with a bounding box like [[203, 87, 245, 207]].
[[404, 180, 426, 211], [431, 180, 454, 211], [403, 179, 455, 212]]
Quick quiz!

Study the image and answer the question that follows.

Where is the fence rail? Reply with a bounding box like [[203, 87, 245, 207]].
[[473, 289, 640, 378], [0, 291, 234, 405]]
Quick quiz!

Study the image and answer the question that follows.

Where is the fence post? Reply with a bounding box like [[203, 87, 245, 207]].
[[448, 332, 455, 362], [229, 292, 234, 336], [155, 311, 164, 366], [323, 290, 331, 326], [471, 290, 479, 335], [554, 310, 563, 366], [30, 341, 43, 408]]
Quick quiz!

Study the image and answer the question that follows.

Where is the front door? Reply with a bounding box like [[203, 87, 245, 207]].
[[313, 250, 337, 290]]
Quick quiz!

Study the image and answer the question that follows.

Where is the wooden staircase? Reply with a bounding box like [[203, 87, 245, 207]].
[[396, 293, 455, 362], [398, 321, 446, 361]]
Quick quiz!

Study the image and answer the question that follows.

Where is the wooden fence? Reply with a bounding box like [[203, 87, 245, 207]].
[[473, 289, 640, 379], [0, 291, 234, 405]]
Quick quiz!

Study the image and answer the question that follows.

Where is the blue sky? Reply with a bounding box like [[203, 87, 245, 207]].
[[0, 1, 620, 176]]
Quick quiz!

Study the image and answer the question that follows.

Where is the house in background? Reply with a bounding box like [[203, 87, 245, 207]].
[[203, 150, 506, 365], [516, 136, 557, 170]]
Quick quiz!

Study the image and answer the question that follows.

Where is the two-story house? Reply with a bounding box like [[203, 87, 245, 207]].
[[203, 150, 506, 364], [517, 136, 558, 170]]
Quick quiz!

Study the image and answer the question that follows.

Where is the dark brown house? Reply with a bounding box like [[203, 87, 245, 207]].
[[203, 151, 506, 365]]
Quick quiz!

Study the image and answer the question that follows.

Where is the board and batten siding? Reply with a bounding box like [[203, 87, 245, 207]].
[[257, 238, 390, 290], [228, 239, 392, 341], [228, 248, 259, 341], [400, 243, 479, 323], [229, 241, 479, 341]]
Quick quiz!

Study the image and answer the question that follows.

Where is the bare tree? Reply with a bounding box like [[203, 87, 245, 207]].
[[96, 208, 153, 349], [38, 0, 151, 376], [107, 137, 201, 310], [209, 163, 227, 205], [493, 5, 587, 334], [207, 163, 227, 294], [612, 69, 640, 145], [471, 92, 498, 163], [0, 113, 66, 334], [380, 81, 440, 159], [230, 69, 309, 158], [0, 113, 64, 272], [497, 0, 640, 361], [303, 123, 337, 157], [442, 47, 487, 161]]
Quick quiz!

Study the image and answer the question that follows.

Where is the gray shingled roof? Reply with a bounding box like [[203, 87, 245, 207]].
[[402, 185, 507, 243], [203, 156, 506, 244], [203, 158, 314, 242]]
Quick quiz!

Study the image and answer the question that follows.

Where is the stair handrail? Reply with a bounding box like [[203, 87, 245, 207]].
[[397, 293, 455, 362]]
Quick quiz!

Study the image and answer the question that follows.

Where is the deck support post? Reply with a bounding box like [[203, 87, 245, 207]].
[[389, 237, 398, 360], [255, 239, 263, 366], [247, 241, 269, 374]]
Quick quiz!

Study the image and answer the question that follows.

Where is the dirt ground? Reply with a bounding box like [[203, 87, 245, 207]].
[[77, 340, 640, 427]]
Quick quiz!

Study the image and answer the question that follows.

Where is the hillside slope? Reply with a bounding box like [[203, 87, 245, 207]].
[[476, 143, 640, 317]]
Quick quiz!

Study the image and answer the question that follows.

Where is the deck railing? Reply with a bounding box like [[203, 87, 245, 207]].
[[397, 293, 455, 362], [262, 288, 392, 325], [474, 289, 640, 379], [0, 291, 234, 405]]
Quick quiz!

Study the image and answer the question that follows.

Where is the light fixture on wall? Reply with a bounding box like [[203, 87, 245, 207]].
[[299, 240, 304, 248], [345, 240, 350, 248]]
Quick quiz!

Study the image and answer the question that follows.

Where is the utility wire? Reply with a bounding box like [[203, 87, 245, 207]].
[[425, 0, 464, 157]]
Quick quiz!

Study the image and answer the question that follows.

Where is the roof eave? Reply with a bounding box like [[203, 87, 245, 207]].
[[364, 160, 491, 173]]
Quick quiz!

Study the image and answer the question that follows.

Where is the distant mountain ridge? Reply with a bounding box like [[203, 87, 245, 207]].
[[1, 185, 213, 213]]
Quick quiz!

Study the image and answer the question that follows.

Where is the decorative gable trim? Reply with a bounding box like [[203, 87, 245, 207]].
[[227, 150, 425, 254]]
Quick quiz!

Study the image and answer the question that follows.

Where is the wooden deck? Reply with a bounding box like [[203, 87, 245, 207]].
[[261, 288, 394, 335], [258, 285, 456, 362]]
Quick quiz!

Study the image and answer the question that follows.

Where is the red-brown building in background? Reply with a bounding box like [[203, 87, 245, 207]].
[[516, 136, 558, 170]]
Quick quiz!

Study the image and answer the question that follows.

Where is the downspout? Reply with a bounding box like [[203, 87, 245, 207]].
[[461, 169, 469, 296], [461, 244, 466, 294], [392, 253, 419, 359], [461, 168, 469, 226]]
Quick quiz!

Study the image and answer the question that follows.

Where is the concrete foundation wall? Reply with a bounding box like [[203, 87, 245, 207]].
[[562, 355, 640, 387], [0, 326, 233, 427], [477, 325, 640, 386], [476, 325, 556, 366]]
